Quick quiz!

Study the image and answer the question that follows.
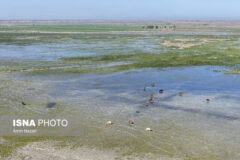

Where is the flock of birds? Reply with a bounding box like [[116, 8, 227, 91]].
[[106, 82, 211, 133], [21, 82, 211, 133]]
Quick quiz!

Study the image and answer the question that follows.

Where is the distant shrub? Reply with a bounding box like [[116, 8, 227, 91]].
[[147, 25, 154, 29]]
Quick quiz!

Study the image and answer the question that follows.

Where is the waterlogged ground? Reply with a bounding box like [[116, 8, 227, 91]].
[[0, 29, 240, 159]]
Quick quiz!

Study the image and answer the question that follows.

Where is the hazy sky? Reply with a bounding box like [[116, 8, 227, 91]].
[[0, 0, 239, 20]]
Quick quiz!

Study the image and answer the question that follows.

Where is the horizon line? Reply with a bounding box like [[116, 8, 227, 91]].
[[1, 19, 240, 22]]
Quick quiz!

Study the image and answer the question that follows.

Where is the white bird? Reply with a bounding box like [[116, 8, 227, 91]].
[[106, 121, 112, 125], [145, 128, 152, 132]]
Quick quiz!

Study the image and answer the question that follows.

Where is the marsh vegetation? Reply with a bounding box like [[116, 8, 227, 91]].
[[0, 22, 240, 159]]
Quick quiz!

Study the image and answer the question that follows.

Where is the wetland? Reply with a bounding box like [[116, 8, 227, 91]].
[[0, 21, 240, 160]]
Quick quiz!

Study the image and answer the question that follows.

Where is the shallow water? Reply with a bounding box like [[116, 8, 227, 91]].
[[0, 35, 161, 61], [1, 65, 239, 158], [1, 35, 240, 159]]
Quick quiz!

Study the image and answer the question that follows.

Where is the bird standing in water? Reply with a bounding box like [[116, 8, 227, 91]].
[[145, 128, 152, 132], [159, 89, 164, 94], [106, 121, 112, 125], [150, 93, 154, 98], [150, 97, 154, 103], [145, 101, 149, 107], [149, 94, 154, 103], [179, 92, 183, 97], [129, 120, 134, 126]]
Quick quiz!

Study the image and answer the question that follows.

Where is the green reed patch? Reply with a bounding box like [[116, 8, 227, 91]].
[[61, 41, 240, 74]]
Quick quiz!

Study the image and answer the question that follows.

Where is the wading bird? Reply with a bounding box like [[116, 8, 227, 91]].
[[159, 89, 164, 94], [150, 97, 154, 103], [106, 121, 112, 125], [145, 128, 152, 132], [150, 93, 154, 98], [146, 101, 149, 107], [149, 94, 154, 103], [129, 120, 134, 126], [179, 92, 183, 97]]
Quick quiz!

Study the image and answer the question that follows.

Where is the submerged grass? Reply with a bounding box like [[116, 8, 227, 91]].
[[0, 136, 77, 158], [225, 70, 240, 74], [0, 34, 239, 75], [0, 123, 230, 159], [0, 37, 236, 75], [60, 40, 240, 74]]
